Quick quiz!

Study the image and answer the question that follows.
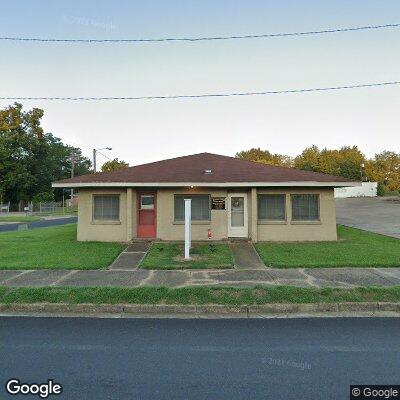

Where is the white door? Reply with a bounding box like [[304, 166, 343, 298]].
[[227, 193, 248, 238]]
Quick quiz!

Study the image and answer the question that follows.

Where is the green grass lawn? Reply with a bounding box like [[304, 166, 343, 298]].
[[0, 224, 125, 270], [255, 225, 400, 268], [141, 242, 234, 269], [0, 216, 42, 223], [1, 285, 400, 305]]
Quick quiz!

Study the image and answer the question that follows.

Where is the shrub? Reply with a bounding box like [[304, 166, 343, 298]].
[[377, 182, 386, 196], [32, 191, 55, 204]]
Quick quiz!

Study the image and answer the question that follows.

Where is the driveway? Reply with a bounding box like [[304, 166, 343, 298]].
[[335, 197, 400, 239]]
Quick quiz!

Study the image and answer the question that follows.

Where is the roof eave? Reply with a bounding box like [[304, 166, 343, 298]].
[[52, 181, 360, 189]]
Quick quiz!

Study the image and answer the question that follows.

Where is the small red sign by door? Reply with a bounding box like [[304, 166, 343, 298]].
[[137, 192, 156, 238]]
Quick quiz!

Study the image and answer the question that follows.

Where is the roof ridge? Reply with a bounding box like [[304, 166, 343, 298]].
[[54, 151, 356, 184], [128, 152, 211, 169], [87, 152, 211, 178]]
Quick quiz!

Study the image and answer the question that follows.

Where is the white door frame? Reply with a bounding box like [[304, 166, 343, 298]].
[[227, 193, 248, 238]]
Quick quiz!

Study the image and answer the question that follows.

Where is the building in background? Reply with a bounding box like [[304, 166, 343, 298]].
[[334, 182, 377, 198]]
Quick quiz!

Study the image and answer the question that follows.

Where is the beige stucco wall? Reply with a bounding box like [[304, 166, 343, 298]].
[[156, 188, 229, 241], [76, 186, 337, 242], [77, 188, 135, 242], [256, 188, 337, 241]]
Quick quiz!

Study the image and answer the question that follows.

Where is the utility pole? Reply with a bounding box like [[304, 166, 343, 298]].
[[93, 149, 97, 173], [68, 153, 77, 204], [93, 147, 112, 173]]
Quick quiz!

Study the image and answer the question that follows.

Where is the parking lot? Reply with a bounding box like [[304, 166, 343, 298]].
[[335, 197, 400, 239]]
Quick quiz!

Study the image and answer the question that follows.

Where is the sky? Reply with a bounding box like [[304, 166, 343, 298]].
[[0, 0, 399, 169]]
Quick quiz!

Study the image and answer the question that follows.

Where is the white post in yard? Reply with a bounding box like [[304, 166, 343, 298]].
[[184, 199, 192, 260]]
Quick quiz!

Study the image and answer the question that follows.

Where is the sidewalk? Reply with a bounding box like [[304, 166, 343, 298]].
[[1, 267, 400, 288]]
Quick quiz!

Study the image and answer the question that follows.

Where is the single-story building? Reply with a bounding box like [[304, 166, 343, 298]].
[[52, 152, 359, 242]]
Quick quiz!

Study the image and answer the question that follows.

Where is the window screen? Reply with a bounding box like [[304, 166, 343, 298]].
[[258, 194, 286, 220], [174, 195, 210, 221], [93, 195, 120, 221], [291, 195, 320, 221]]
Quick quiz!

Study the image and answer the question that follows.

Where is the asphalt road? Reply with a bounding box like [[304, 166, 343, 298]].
[[1, 317, 400, 399], [0, 217, 77, 232]]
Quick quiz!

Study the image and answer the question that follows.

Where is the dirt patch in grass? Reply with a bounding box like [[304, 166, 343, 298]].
[[141, 242, 234, 270], [173, 253, 208, 263]]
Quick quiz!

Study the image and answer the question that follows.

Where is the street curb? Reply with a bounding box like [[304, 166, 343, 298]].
[[0, 302, 400, 317]]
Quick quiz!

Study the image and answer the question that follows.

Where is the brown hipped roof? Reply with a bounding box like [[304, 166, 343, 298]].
[[54, 152, 356, 186]]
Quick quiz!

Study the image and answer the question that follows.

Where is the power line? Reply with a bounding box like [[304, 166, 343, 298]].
[[63, 139, 91, 151], [0, 80, 399, 101], [1, 23, 399, 44], [97, 151, 113, 161]]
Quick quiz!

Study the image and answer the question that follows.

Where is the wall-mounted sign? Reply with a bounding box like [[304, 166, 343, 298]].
[[212, 197, 226, 210]]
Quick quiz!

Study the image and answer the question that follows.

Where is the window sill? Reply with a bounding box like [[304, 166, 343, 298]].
[[258, 220, 287, 225], [173, 221, 211, 225], [290, 220, 321, 225], [91, 220, 121, 225]]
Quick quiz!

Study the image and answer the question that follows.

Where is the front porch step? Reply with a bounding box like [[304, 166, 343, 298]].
[[228, 238, 252, 243], [126, 242, 151, 252]]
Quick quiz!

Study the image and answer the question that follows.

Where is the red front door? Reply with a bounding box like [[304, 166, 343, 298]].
[[137, 192, 157, 238]]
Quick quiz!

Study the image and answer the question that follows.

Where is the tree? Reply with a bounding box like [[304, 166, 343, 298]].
[[335, 146, 365, 181], [0, 103, 41, 204], [236, 148, 292, 167], [294, 146, 365, 180], [293, 145, 321, 172], [0, 103, 92, 205], [101, 158, 129, 172], [364, 151, 400, 192]]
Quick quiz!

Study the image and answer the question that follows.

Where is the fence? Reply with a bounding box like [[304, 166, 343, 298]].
[[37, 201, 63, 213], [3, 201, 76, 215]]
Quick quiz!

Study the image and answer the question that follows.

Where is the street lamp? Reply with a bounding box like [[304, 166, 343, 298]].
[[93, 147, 112, 173], [360, 163, 365, 182]]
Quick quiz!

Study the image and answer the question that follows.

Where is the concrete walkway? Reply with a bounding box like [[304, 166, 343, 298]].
[[1, 267, 400, 288], [229, 242, 266, 270], [108, 242, 151, 270]]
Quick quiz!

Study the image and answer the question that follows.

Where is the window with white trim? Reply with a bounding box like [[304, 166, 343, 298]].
[[258, 194, 286, 220], [93, 195, 120, 221], [291, 194, 320, 221], [174, 195, 210, 221]]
